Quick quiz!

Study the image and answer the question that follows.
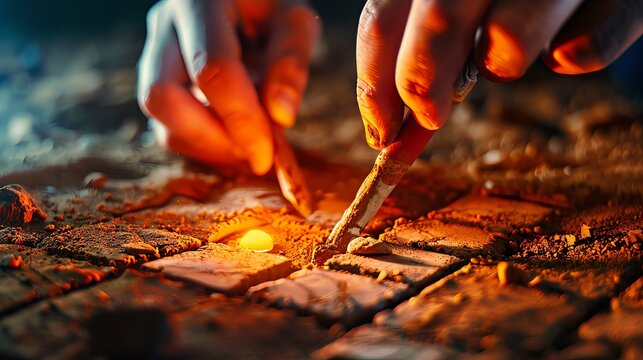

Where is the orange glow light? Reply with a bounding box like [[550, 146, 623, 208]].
[[484, 24, 524, 80], [238, 229, 274, 253], [551, 35, 603, 75]]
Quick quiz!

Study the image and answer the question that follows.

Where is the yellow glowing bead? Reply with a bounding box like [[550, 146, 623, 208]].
[[238, 230, 274, 253]]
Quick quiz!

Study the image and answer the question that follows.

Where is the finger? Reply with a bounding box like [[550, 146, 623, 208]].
[[356, 0, 411, 149], [170, 0, 274, 175], [137, 1, 245, 168], [395, 0, 493, 130], [543, 0, 643, 75], [236, 0, 278, 38], [475, 0, 583, 82], [261, 2, 321, 127]]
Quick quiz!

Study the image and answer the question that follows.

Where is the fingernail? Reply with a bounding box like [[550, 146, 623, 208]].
[[549, 36, 601, 75], [247, 136, 274, 176], [364, 122, 382, 149], [269, 90, 298, 127], [483, 24, 524, 81]]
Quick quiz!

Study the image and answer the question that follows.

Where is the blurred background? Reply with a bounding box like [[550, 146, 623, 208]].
[[0, 0, 641, 188]]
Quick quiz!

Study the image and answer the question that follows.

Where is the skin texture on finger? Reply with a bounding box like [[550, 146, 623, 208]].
[[356, 0, 411, 149], [137, 1, 245, 169], [170, 0, 274, 175], [262, 1, 321, 127], [396, 0, 493, 130], [475, 0, 583, 82], [543, 0, 643, 75]]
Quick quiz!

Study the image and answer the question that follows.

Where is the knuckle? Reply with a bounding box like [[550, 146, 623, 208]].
[[192, 57, 234, 89], [397, 76, 431, 100], [146, 1, 166, 27], [355, 78, 378, 108]]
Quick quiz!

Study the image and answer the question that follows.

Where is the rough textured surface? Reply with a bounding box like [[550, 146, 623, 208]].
[[578, 277, 643, 348], [381, 219, 505, 258], [0, 18, 641, 359], [174, 298, 332, 359], [435, 194, 553, 232], [313, 325, 459, 360], [248, 269, 409, 327], [326, 244, 463, 287], [373, 265, 592, 355], [37, 223, 202, 268], [143, 243, 294, 296], [0, 244, 115, 314], [0, 271, 211, 359], [347, 236, 394, 255]]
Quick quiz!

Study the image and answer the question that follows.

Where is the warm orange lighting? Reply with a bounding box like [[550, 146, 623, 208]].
[[484, 24, 524, 80], [550, 35, 603, 75], [238, 229, 274, 252]]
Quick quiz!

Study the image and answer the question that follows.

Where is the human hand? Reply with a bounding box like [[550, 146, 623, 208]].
[[356, 0, 643, 149], [138, 0, 320, 174]]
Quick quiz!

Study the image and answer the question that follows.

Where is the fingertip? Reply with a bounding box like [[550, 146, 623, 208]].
[[475, 23, 526, 82], [414, 112, 445, 131], [543, 35, 605, 75], [396, 79, 451, 131], [247, 136, 274, 176], [267, 88, 299, 128]]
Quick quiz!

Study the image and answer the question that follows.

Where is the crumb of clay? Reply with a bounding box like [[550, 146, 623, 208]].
[[580, 224, 592, 240], [627, 230, 641, 244], [347, 236, 393, 255], [564, 234, 577, 246], [0, 184, 47, 224], [497, 261, 533, 286]]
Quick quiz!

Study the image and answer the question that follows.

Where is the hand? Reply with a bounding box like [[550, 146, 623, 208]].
[[356, 0, 643, 149], [137, 0, 320, 174]]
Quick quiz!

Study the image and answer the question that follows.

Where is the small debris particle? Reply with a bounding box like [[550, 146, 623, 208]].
[[453, 293, 466, 304], [627, 230, 642, 244], [346, 236, 393, 255], [0, 254, 23, 269], [96, 290, 110, 302], [497, 261, 532, 286], [580, 225, 592, 240], [528, 275, 542, 287], [376, 270, 388, 283], [83, 172, 107, 189], [564, 234, 577, 246], [0, 184, 47, 224], [45, 224, 56, 232]]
